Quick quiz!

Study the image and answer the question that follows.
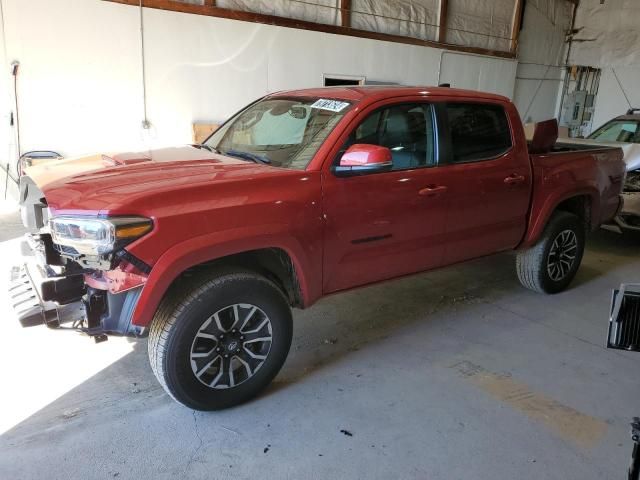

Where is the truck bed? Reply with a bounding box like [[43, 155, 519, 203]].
[[528, 140, 621, 154], [549, 141, 622, 154], [524, 143, 625, 247]]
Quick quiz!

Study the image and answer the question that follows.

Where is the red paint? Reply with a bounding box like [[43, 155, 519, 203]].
[[523, 148, 625, 247], [39, 87, 625, 328]]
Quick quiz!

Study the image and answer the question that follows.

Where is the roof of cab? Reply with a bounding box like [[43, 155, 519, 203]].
[[269, 85, 511, 103]]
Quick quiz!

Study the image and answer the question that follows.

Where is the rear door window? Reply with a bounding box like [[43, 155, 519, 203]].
[[445, 103, 512, 163]]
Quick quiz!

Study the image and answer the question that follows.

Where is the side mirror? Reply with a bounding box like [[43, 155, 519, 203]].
[[333, 144, 392, 177]]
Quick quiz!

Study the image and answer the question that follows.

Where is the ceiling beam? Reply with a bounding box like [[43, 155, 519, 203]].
[[510, 0, 525, 54], [437, 0, 448, 44], [106, 0, 516, 59]]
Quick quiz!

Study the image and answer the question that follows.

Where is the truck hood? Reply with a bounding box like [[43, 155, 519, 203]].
[[24, 145, 229, 189], [558, 138, 640, 171], [32, 146, 299, 214]]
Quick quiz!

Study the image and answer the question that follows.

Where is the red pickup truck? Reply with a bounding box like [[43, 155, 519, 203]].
[[12, 86, 625, 410]]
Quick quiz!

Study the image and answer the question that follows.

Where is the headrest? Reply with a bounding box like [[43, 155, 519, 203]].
[[383, 110, 411, 136]]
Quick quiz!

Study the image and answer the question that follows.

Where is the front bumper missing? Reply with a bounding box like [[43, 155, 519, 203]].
[[615, 193, 640, 233], [9, 236, 147, 341], [614, 214, 640, 233], [603, 193, 640, 234], [9, 263, 85, 329]]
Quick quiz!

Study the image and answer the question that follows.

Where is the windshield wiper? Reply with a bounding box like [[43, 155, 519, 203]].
[[193, 144, 220, 154], [224, 149, 271, 164]]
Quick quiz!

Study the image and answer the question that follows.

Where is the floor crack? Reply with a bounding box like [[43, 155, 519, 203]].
[[186, 410, 204, 471]]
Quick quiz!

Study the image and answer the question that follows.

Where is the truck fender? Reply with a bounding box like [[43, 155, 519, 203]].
[[521, 187, 599, 248], [130, 226, 318, 328]]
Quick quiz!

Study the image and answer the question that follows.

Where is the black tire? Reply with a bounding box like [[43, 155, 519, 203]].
[[516, 211, 585, 294], [148, 269, 293, 410]]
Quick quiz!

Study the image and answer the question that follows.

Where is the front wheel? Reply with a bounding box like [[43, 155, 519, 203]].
[[516, 211, 585, 294], [148, 270, 293, 410]]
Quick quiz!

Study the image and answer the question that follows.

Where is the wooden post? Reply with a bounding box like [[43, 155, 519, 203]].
[[340, 0, 351, 28], [437, 0, 448, 43], [510, 0, 524, 54], [204, 0, 216, 6]]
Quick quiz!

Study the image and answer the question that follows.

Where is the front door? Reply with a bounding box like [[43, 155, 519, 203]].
[[322, 100, 449, 293]]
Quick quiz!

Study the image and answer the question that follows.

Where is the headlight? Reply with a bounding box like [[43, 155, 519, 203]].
[[50, 216, 153, 256]]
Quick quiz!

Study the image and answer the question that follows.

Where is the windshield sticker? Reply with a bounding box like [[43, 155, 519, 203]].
[[311, 99, 350, 112]]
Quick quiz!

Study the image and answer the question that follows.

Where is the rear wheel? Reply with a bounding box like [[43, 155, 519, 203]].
[[516, 211, 585, 294], [148, 270, 293, 410]]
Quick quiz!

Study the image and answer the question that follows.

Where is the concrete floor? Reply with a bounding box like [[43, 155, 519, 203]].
[[0, 204, 638, 480]]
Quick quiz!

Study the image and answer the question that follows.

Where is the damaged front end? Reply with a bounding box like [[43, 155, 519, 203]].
[[10, 193, 153, 342], [615, 170, 640, 234]]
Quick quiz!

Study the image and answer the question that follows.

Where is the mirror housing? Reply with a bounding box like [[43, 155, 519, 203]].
[[333, 144, 392, 176]]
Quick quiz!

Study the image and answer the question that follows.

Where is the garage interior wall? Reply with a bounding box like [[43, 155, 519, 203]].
[[217, 0, 341, 26], [569, 0, 640, 132], [0, 0, 14, 198], [350, 0, 439, 41], [512, 0, 573, 123], [0, 0, 572, 200]]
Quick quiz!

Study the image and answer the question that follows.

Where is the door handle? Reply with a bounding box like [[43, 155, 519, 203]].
[[504, 174, 525, 185], [418, 185, 448, 197]]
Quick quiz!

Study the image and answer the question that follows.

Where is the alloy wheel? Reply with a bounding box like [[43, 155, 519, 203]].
[[546, 229, 578, 282], [190, 303, 273, 389]]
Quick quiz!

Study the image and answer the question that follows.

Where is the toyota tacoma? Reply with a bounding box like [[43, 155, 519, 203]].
[[11, 86, 626, 410]]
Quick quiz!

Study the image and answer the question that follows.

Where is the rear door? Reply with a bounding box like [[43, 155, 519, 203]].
[[436, 101, 532, 263], [321, 99, 449, 293]]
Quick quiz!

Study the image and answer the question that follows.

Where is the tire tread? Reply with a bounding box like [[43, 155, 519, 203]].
[[516, 211, 584, 294]]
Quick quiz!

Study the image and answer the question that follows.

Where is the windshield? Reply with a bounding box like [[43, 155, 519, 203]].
[[204, 97, 352, 169], [588, 119, 640, 143]]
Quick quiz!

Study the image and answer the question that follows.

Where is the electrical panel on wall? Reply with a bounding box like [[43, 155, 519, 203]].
[[561, 91, 586, 127], [559, 66, 601, 138]]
